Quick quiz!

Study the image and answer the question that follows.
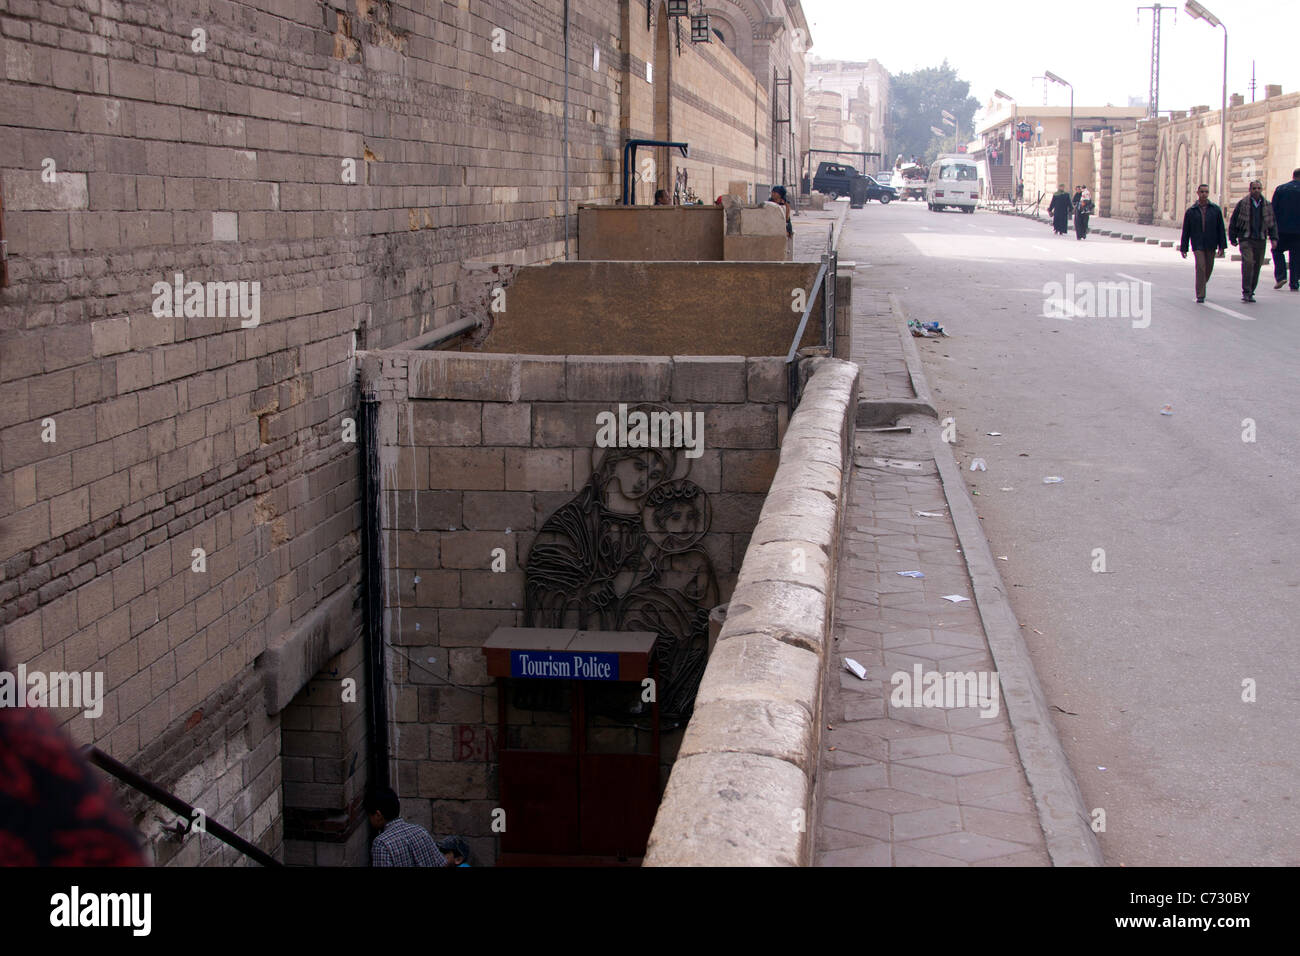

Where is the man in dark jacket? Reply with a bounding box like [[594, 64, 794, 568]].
[[1228, 180, 1279, 302], [1270, 168, 1300, 290], [1179, 184, 1228, 303]]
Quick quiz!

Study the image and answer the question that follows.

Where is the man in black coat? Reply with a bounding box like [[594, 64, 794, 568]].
[[1270, 168, 1300, 290], [1179, 184, 1228, 303], [1048, 184, 1070, 235]]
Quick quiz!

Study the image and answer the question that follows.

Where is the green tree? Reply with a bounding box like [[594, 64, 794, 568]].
[[887, 61, 981, 166]]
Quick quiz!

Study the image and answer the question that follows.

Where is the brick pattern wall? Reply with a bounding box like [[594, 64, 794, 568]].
[[1096, 91, 1300, 228], [0, 0, 808, 865], [359, 348, 788, 864]]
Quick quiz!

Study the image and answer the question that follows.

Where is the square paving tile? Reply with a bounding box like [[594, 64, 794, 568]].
[[820, 798, 891, 841], [896, 752, 1006, 776], [906, 831, 1028, 863], [816, 841, 893, 867], [893, 844, 968, 867], [891, 805, 964, 841]]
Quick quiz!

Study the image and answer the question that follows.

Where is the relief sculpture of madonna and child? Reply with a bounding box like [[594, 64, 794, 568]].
[[523, 403, 718, 727]]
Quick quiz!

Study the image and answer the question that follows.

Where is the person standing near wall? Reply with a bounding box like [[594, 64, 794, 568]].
[[768, 185, 794, 238], [365, 787, 446, 867], [1271, 168, 1300, 291], [1228, 180, 1278, 302], [1179, 184, 1228, 304]]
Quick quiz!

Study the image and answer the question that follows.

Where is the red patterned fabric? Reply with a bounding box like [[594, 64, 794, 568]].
[[0, 705, 144, 866]]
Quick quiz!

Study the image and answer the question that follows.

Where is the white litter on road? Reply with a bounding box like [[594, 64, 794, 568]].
[[915, 510, 945, 517], [896, 570, 925, 578], [843, 658, 868, 680], [1043, 476, 1064, 483], [942, 594, 970, 603]]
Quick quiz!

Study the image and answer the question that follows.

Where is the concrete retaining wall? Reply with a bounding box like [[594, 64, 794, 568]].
[[643, 358, 860, 866], [460, 261, 827, 357]]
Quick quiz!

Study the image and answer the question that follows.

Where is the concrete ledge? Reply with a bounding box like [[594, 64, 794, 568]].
[[643, 358, 859, 867], [642, 752, 808, 866], [255, 586, 361, 715]]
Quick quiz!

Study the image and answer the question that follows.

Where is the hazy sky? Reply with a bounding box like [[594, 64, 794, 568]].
[[801, 0, 1298, 122]]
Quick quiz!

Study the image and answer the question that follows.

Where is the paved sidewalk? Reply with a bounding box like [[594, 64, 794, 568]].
[[815, 418, 1051, 866], [811, 209, 1094, 866]]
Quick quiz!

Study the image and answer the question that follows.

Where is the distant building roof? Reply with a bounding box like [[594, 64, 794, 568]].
[[975, 106, 1148, 136]]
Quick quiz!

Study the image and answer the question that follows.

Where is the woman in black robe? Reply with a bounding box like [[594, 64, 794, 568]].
[[1074, 186, 1092, 239], [1048, 184, 1070, 235]]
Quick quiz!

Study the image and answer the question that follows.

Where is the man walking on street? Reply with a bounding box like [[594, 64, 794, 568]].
[[1228, 180, 1278, 302], [1270, 168, 1300, 290], [1180, 184, 1227, 303]]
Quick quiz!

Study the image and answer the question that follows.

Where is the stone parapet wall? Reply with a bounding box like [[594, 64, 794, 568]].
[[642, 357, 859, 866]]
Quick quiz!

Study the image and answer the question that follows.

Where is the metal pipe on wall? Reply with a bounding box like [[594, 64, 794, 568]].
[[563, 0, 570, 260]]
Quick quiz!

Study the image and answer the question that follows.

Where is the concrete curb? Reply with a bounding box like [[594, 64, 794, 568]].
[[889, 304, 1103, 867], [927, 432, 1103, 866], [886, 292, 937, 415]]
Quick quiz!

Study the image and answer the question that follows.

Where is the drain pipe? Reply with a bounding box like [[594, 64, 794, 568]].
[[563, 0, 570, 259], [358, 398, 390, 789]]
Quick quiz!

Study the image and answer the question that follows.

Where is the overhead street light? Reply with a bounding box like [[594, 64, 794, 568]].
[[1186, 1, 1228, 210], [1044, 70, 1074, 203], [1184, 0, 1220, 28]]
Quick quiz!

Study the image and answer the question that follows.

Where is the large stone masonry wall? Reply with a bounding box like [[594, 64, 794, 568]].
[[1094, 90, 1300, 228], [0, 0, 805, 865], [358, 347, 790, 864]]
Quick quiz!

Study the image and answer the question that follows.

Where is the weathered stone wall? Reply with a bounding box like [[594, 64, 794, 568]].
[[0, 0, 806, 865], [1094, 90, 1300, 228], [359, 347, 790, 864], [644, 357, 859, 867]]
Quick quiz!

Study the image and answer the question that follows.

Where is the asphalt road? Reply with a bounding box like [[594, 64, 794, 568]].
[[846, 197, 1300, 866]]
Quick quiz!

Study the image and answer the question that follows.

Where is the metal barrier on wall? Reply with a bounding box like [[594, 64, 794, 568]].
[[785, 223, 838, 409]]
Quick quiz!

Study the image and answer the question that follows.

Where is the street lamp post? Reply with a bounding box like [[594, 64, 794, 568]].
[[1044, 70, 1074, 207], [994, 89, 1016, 200], [1186, 1, 1228, 211]]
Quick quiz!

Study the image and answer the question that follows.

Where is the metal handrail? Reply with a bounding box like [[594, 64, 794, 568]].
[[784, 223, 838, 409], [84, 745, 282, 867]]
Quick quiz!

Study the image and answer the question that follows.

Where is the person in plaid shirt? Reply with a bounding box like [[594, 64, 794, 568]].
[[365, 787, 445, 867]]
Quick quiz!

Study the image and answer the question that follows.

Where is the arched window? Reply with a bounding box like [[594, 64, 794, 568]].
[[712, 27, 725, 45]]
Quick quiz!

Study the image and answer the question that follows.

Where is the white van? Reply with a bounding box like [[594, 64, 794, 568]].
[[927, 155, 979, 213]]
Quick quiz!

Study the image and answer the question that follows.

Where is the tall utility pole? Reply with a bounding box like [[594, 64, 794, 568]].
[[1137, 4, 1176, 118]]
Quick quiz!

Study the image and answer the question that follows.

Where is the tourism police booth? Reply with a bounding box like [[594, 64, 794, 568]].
[[481, 627, 661, 865]]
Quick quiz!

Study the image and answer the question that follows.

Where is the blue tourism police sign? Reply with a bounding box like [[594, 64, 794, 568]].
[[511, 650, 620, 681]]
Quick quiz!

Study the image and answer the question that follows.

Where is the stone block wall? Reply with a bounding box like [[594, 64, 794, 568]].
[[1094, 90, 1300, 228], [358, 347, 790, 864], [0, 0, 808, 865]]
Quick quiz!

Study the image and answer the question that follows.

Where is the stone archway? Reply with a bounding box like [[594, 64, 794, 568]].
[[1174, 140, 1190, 215]]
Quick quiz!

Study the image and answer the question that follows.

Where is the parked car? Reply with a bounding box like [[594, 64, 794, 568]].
[[863, 176, 897, 203], [812, 161, 859, 200], [873, 171, 893, 186]]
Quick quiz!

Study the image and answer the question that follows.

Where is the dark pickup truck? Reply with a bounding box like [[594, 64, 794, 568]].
[[812, 161, 896, 203]]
